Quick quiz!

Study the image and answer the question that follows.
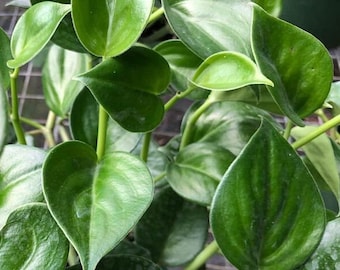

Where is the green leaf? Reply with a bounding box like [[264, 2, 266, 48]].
[[185, 101, 279, 155], [252, 0, 282, 16], [0, 203, 69, 269], [167, 142, 235, 205], [191, 51, 273, 91], [291, 126, 340, 204], [76, 46, 170, 132], [0, 144, 45, 229], [72, 0, 153, 57], [0, 86, 7, 155], [7, 0, 31, 8], [0, 28, 11, 90], [326, 82, 340, 116], [42, 44, 89, 117], [135, 186, 208, 266], [43, 141, 153, 270], [154, 39, 204, 95], [252, 5, 333, 125], [7, 2, 71, 68], [109, 240, 151, 258], [67, 255, 161, 270], [162, 0, 253, 58], [210, 120, 326, 270], [302, 218, 340, 269], [71, 89, 141, 151]]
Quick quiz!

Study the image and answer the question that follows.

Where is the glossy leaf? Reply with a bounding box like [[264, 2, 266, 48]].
[[191, 51, 273, 91], [108, 240, 151, 258], [326, 81, 340, 116], [0, 203, 68, 269], [67, 255, 161, 270], [252, 5, 333, 125], [43, 141, 153, 270], [302, 218, 340, 269], [0, 28, 11, 90], [7, 2, 71, 68], [211, 120, 326, 270], [291, 126, 340, 204], [253, 0, 281, 16], [167, 142, 235, 205], [42, 44, 89, 117], [0, 144, 45, 229], [185, 101, 279, 155], [76, 46, 170, 132], [135, 186, 208, 266], [162, 0, 253, 58], [154, 39, 204, 94], [72, 0, 153, 57], [70, 89, 141, 151]]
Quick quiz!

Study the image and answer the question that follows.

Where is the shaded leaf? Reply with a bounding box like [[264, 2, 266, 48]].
[[43, 141, 153, 270], [326, 81, 340, 116], [191, 51, 273, 91], [72, 0, 153, 57], [76, 46, 170, 132], [7, 2, 71, 68], [0, 27, 11, 90], [210, 120, 326, 270], [252, 5, 333, 125], [42, 44, 89, 117], [167, 142, 235, 205], [135, 186, 208, 266], [0, 144, 45, 229], [0, 203, 68, 269], [162, 0, 253, 58], [67, 255, 161, 270], [291, 126, 340, 204]]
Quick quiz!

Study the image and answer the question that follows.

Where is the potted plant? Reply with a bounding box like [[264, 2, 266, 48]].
[[0, 0, 340, 269]]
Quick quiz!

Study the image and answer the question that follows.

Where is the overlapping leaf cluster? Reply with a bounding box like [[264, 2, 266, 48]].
[[0, 0, 338, 269]]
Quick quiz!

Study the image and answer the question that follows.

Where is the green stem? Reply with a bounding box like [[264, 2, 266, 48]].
[[283, 120, 294, 140], [153, 171, 166, 183], [180, 99, 213, 150], [96, 105, 108, 160], [44, 111, 56, 147], [10, 67, 26, 144], [148, 7, 164, 25], [315, 109, 338, 140], [141, 132, 152, 162], [164, 87, 196, 112], [58, 124, 71, 142], [184, 240, 220, 270], [292, 114, 340, 150]]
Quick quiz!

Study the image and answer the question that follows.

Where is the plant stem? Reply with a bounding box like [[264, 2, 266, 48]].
[[141, 132, 152, 162], [292, 114, 340, 150], [44, 111, 56, 147], [283, 119, 293, 140], [153, 171, 166, 183], [10, 67, 26, 144], [164, 87, 196, 112], [148, 7, 164, 25], [180, 99, 213, 150], [96, 105, 108, 160], [184, 240, 220, 270]]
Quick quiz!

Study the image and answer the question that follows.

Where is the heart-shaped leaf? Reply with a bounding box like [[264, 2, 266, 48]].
[[135, 186, 208, 266], [184, 101, 279, 155], [71, 89, 141, 151], [0, 27, 11, 90], [210, 120, 326, 269], [291, 126, 340, 206], [42, 44, 89, 117], [302, 218, 340, 269], [167, 142, 235, 205], [191, 51, 273, 91], [43, 141, 153, 270], [0, 144, 45, 229], [0, 203, 69, 269], [76, 46, 170, 132], [154, 39, 205, 97], [162, 0, 253, 58], [252, 5, 333, 125], [67, 255, 161, 270], [72, 0, 153, 57], [7, 2, 71, 68]]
